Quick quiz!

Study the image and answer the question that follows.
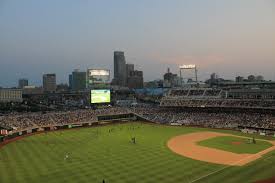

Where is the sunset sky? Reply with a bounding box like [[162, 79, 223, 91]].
[[0, 0, 275, 87]]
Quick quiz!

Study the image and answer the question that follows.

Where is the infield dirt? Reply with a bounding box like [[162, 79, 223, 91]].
[[167, 131, 275, 166]]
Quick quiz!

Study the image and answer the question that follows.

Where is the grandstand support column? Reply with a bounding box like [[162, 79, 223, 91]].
[[180, 69, 183, 87], [195, 67, 198, 84]]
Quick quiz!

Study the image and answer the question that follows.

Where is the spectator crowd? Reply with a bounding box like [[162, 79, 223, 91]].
[[131, 106, 275, 130], [0, 107, 128, 131], [1, 104, 275, 133], [161, 99, 275, 109]]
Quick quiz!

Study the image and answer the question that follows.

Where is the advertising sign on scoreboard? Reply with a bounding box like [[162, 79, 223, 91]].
[[91, 89, 111, 104], [87, 69, 110, 84]]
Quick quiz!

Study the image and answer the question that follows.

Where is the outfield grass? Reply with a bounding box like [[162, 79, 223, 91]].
[[197, 136, 273, 154], [0, 122, 275, 183]]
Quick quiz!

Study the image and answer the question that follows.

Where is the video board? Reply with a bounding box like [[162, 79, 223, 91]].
[[90, 89, 111, 104]]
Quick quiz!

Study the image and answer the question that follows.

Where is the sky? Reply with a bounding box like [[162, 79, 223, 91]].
[[0, 0, 275, 87]]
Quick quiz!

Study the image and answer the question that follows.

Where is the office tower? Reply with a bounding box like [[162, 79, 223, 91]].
[[0, 88, 23, 103], [127, 70, 144, 89], [71, 69, 86, 91], [163, 68, 179, 88], [18, 79, 28, 89], [126, 63, 135, 86], [69, 74, 73, 89], [126, 64, 134, 76], [113, 51, 126, 86], [43, 74, 56, 93]]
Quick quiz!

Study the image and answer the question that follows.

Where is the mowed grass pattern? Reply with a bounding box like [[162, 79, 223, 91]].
[[197, 136, 273, 154], [0, 122, 274, 183]]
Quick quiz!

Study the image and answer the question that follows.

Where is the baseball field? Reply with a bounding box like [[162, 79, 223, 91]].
[[0, 122, 275, 183]]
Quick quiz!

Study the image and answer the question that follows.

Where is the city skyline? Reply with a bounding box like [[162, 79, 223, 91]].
[[1, 0, 275, 87]]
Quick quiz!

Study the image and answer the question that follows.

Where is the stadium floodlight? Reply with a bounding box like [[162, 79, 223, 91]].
[[179, 64, 196, 69], [179, 64, 198, 86]]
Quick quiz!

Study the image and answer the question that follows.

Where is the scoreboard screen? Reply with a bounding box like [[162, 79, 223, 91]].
[[91, 89, 111, 104]]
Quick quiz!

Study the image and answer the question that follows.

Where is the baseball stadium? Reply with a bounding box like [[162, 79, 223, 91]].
[[1, 1, 275, 183], [1, 88, 275, 183]]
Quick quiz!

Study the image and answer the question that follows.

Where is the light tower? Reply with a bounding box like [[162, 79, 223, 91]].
[[179, 64, 198, 87]]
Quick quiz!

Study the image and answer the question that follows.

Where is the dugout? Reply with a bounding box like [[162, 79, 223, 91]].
[[55, 125, 67, 130], [44, 127, 52, 131], [97, 113, 136, 121], [21, 131, 28, 135], [81, 123, 90, 127], [91, 122, 99, 126], [239, 125, 275, 135], [4, 132, 20, 140], [0, 136, 3, 142], [32, 128, 39, 133]]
